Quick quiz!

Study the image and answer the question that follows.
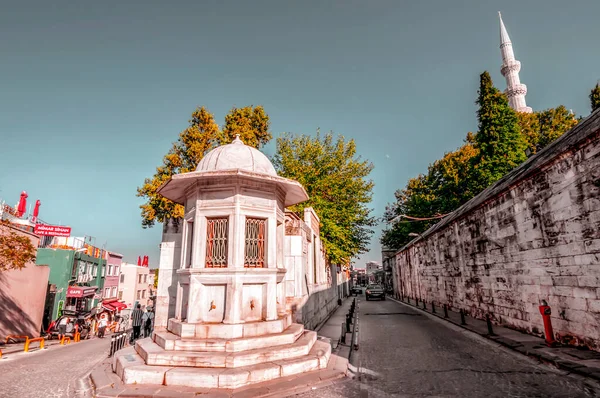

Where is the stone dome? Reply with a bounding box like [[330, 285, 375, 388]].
[[196, 135, 277, 176]]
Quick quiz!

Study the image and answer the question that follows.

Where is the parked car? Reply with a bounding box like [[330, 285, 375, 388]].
[[351, 286, 362, 296], [46, 310, 92, 340], [365, 284, 385, 301]]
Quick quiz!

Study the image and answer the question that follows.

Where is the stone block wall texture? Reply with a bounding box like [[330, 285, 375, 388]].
[[395, 109, 600, 350], [298, 277, 348, 331]]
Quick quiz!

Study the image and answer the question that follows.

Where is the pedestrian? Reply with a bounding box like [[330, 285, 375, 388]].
[[142, 309, 154, 338], [98, 314, 108, 338], [58, 316, 69, 341], [131, 304, 143, 340]]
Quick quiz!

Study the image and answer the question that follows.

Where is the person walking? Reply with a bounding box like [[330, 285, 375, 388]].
[[142, 308, 154, 338], [97, 314, 108, 338], [131, 304, 144, 340]]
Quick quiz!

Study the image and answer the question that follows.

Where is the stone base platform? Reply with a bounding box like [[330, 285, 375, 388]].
[[91, 337, 348, 398]]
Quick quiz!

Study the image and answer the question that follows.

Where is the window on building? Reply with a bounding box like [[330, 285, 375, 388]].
[[206, 218, 228, 267], [137, 290, 141, 300], [112, 286, 117, 297], [138, 274, 142, 284], [118, 290, 123, 300], [244, 218, 266, 268], [185, 220, 194, 268], [101, 264, 106, 277], [93, 264, 98, 277], [114, 265, 119, 275], [143, 274, 147, 284], [105, 288, 110, 297], [142, 290, 145, 299], [120, 274, 124, 283], [108, 265, 113, 276]]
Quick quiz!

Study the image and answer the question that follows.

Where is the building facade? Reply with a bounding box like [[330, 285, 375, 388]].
[[0, 224, 49, 338], [118, 262, 153, 309], [37, 238, 107, 325], [103, 251, 122, 300]]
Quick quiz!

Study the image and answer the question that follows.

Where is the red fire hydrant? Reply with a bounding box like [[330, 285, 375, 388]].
[[539, 300, 557, 347]]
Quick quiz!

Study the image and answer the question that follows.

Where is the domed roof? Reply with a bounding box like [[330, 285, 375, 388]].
[[196, 135, 277, 176]]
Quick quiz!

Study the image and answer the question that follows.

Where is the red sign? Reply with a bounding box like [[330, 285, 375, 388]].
[[34, 224, 71, 237], [66, 286, 97, 298]]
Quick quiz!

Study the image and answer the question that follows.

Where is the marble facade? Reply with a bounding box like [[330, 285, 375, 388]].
[[116, 135, 337, 389]]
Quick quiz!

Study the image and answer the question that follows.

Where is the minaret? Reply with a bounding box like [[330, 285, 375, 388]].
[[499, 12, 532, 113]]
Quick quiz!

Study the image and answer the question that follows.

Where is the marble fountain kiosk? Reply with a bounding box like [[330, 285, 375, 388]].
[[112, 135, 335, 390]]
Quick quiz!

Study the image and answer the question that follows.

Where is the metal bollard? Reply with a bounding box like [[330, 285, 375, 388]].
[[486, 314, 495, 336], [341, 323, 346, 344], [460, 309, 467, 325], [431, 302, 436, 314], [422, 300, 427, 310], [443, 304, 449, 318], [109, 335, 116, 357]]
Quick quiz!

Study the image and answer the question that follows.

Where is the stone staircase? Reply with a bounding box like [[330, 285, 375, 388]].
[[112, 314, 332, 389]]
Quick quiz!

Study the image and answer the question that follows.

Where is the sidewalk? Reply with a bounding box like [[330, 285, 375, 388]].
[[315, 296, 356, 352], [390, 295, 600, 381]]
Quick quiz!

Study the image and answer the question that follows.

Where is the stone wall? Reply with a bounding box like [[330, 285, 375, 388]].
[[297, 272, 348, 331], [395, 109, 600, 350], [0, 226, 49, 338]]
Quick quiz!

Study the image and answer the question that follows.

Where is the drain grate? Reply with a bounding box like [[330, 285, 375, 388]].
[[364, 312, 423, 316]]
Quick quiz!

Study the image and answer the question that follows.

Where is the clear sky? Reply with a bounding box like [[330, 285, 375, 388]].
[[1, 1, 598, 267]]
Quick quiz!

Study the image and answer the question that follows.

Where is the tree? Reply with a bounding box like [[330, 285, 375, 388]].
[[517, 106, 578, 155], [591, 82, 600, 112], [0, 221, 37, 272], [272, 131, 376, 265], [137, 105, 271, 228], [153, 268, 158, 289], [470, 71, 527, 192]]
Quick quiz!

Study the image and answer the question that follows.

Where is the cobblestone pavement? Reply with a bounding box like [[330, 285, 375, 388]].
[[0, 336, 111, 398], [294, 298, 600, 398]]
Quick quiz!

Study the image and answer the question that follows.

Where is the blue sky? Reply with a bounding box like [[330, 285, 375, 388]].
[[1, 1, 598, 267]]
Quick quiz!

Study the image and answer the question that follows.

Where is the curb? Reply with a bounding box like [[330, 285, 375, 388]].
[[388, 295, 600, 382]]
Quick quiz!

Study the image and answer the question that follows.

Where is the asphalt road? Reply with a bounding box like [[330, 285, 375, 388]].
[[295, 296, 600, 398], [0, 336, 110, 398]]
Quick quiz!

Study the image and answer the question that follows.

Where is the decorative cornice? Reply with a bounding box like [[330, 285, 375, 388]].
[[500, 60, 521, 76]]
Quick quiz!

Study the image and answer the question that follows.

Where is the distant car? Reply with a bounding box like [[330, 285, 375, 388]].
[[365, 285, 385, 301], [351, 286, 362, 296]]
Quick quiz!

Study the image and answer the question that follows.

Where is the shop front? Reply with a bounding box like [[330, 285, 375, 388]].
[[65, 286, 97, 312]]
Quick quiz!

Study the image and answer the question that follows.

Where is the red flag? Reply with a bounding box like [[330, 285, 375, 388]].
[[137, 256, 142, 266], [17, 191, 28, 218], [143, 256, 149, 267], [33, 200, 41, 220]]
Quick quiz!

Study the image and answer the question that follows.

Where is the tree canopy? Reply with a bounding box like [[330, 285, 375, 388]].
[[272, 131, 376, 265], [0, 221, 37, 272], [137, 105, 270, 228], [591, 82, 600, 113], [381, 71, 582, 251]]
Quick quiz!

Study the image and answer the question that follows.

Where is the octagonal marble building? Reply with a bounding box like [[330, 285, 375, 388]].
[[112, 135, 334, 389]]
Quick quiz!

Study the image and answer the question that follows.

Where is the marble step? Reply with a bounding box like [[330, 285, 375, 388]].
[[118, 339, 332, 389], [154, 323, 304, 352], [136, 330, 317, 369], [167, 313, 292, 339]]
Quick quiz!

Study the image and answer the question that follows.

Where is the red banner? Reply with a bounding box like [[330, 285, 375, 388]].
[[34, 224, 71, 237]]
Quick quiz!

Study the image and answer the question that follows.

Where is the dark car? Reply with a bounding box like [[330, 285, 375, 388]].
[[351, 286, 362, 296], [365, 284, 385, 301]]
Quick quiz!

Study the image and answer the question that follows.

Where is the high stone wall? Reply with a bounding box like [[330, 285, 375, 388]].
[[395, 109, 600, 350]]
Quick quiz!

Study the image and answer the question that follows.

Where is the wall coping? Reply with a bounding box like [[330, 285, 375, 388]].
[[398, 108, 600, 254]]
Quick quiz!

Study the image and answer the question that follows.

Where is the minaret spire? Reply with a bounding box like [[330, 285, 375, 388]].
[[498, 12, 532, 113]]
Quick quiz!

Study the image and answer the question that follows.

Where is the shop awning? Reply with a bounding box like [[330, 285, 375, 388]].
[[66, 286, 97, 298], [102, 299, 127, 312]]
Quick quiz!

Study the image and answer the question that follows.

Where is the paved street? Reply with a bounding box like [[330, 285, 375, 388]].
[[0, 337, 111, 398], [296, 297, 600, 398]]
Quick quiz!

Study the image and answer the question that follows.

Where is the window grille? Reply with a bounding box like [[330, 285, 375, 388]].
[[244, 218, 266, 268], [206, 218, 229, 267]]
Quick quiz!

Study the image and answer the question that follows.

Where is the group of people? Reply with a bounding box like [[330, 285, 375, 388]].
[[130, 304, 154, 340]]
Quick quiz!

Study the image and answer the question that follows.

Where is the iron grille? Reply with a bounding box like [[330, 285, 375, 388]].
[[244, 218, 266, 268], [206, 218, 228, 267]]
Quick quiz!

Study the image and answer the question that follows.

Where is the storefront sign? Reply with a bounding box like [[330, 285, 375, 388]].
[[66, 286, 97, 298], [34, 224, 71, 237]]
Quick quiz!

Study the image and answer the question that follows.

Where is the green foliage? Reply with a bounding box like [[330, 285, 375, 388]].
[[137, 105, 270, 228], [0, 221, 37, 272], [591, 83, 600, 112], [154, 268, 158, 289], [517, 106, 578, 155], [470, 71, 527, 192], [272, 131, 376, 265]]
